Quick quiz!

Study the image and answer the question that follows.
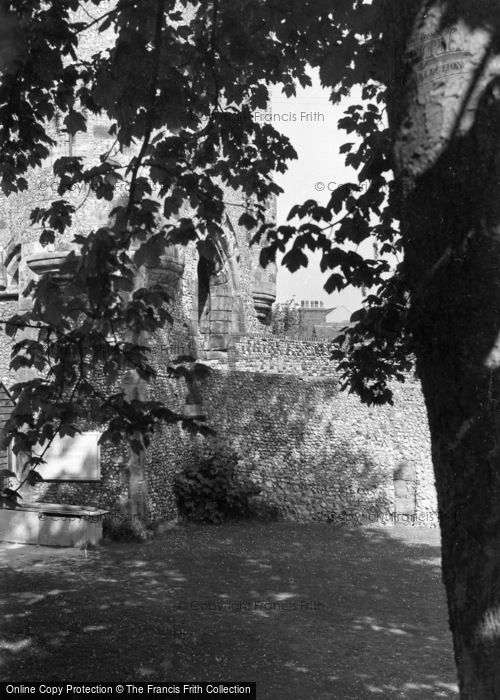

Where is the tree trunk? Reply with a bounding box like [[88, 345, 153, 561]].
[[122, 368, 149, 521], [127, 431, 149, 520], [390, 2, 500, 696]]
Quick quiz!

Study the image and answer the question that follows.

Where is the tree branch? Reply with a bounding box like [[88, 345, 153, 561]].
[[122, 0, 166, 238]]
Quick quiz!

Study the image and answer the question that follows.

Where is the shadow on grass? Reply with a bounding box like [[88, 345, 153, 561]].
[[0, 523, 457, 699]]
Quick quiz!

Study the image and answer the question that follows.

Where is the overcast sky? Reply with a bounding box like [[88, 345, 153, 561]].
[[270, 75, 364, 322]]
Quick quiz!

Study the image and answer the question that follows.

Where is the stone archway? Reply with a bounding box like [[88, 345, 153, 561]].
[[196, 219, 243, 353]]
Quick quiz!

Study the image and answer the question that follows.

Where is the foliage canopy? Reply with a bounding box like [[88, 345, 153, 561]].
[[0, 0, 407, 493]]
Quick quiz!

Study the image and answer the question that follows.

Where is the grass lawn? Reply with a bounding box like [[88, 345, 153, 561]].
[[0, 522, 458, 699]]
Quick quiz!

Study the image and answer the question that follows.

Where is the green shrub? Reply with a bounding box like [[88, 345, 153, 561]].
[[174, 449, 260, 523], [103, 514, 151, 542], [246, 494, 284, 521]]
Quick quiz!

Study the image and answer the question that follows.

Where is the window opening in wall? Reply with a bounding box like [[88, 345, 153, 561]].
[[0, 242, 20, 292], [198, 254, 213, 324]]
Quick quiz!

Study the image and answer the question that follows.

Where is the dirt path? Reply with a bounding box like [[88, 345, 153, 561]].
[[0, 523, 457, 699]]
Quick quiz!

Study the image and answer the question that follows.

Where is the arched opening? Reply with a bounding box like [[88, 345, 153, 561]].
[[197, 252, 215, 328], [0, 240, 20, 292], [196, 237, 234, 351]]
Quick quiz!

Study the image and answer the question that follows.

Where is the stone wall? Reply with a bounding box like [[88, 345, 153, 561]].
[[230, 335, 337, 375], [1, 333, 437, 525], [200, 373, 436, 523], [0, 297, 18, 385], [143, 339, 437, 524]]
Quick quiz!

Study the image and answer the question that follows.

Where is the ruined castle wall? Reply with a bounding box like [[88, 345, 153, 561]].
[[143, 338, 437, 525], [231, 335, 338, 375], [0, 333, 437, 524], [0, 298, 18, 385], [201, 373, 435, 523]]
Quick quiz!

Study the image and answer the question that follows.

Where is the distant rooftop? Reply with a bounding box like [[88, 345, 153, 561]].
[[300, 300, 324, 308]]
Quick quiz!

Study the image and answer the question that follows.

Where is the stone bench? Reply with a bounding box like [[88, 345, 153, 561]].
[[0, 502, 109, 548]]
